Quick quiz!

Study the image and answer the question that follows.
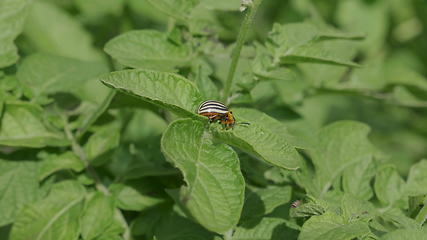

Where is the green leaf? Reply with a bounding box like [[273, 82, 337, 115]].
[[99, 69, 203, 118], [107, 144, 178, 180], [10, 181, 85, 240], [405, 159, 427, 196], [290, 202, 326, 218], [337, 0, 388, 55], [311, 121, 377, 197], [390, 86, 427, 107], [340, 194, 375, 222], [110, 183, 164, 211], [104, 30, 191, 71], [75, 0, 124, 19], [241, 186, 292, 221], [279, 41, 360, 67], [371, 208, 419, 232], [17, 53, 109, 103], [191, 60, 219, 100], [0, 158, 39, 226], [38, 151, 85, 181], [146, 0, 199, 23], [267, 22, 361, 67], [161, 119, 245, 234], [85, 124, 120, 165], [342, 158, 376, 201], [374, 166, 406, 206], [23, 1, 101, 61], [213, 108, 302, 170], [0, 0, 33, 68], [299, 212, 370, 240], [81, 192, 115, 240], [233, 218, 290, 240], [381, 228, 427, 240], [0, 102, 68, 148]]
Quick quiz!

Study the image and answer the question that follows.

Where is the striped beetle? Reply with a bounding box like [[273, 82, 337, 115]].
[[197, 100, 249, 129]]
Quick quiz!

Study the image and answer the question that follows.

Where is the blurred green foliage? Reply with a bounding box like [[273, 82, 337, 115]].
[[1, 0, 427, 239]]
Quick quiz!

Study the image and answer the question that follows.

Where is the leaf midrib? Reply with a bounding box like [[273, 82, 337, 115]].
[[35, 195, 83, 240]]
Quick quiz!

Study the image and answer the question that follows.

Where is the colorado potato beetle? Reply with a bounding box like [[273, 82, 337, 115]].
[[197, 100, 249, 129]]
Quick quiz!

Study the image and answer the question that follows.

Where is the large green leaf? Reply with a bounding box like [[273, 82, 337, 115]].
[[213, 108, 302, 170], [104, 30, 191, 71], [0, 102, 68, 148], [161, 119, 245, 234], [10, 181, 85, 240], [0, 0, 33, 68], [405, 159, 427, 196], [23, 1, 101, 61], [0, 158, 39, 226], [99, 69, 203, 118], [310, 121, 377, 197], [17, 53, 109, 103], [299, 212, 370, 240], [81, 192, 115, 240]]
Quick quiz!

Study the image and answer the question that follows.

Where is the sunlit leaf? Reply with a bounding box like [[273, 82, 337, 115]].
[[213, 108, 302, 170], [99, 69, 203, 118], [0, 158, 38, 226], [0, 102, 68, 148], [10, 181, 85, 240], [0, 0, 33, 67], [161, 119, 245, 234], [104, 30, 191, 71]]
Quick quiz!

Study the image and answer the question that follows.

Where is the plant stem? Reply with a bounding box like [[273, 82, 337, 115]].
[[62, 115, 131, 240], [222, 0, 263, 103], [76, 89, 116, 139]]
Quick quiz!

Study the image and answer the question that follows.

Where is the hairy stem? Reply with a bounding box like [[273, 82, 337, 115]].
[[62, 115, 131, 240], [222, 0, 263, 103]]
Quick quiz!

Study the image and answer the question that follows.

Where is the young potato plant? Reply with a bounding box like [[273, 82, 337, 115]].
[[1, 0, 427, 240]]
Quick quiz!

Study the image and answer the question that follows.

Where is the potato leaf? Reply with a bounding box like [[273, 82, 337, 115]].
[[213, 108, 302, 170], [10, 181, 85, 240], [104, 30, 191, 71], [299, 212, 370, 240], [0, 102, 68, 148], [99, 69, 203, 118], [0, 158, 39, 226], [161, 119, 245, 234], [81, 192, 116, 240], [0, 0, 33, 67]]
